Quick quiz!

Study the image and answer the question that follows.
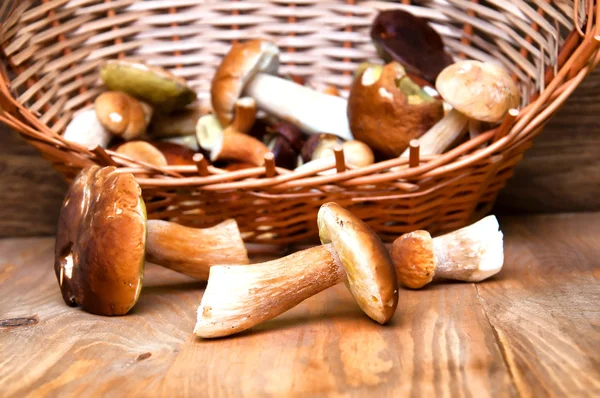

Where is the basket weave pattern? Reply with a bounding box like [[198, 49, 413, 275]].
[[0, 0, 598, 244]]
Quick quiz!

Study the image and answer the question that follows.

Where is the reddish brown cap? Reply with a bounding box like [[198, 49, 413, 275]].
[[54, 166, 147, 316], [318, 202, 398, 324], [211, 40, 279, 126], [391, 230, 436, 289]]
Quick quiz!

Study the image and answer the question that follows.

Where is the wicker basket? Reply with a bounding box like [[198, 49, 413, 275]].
[[0, 1, 598, 245]]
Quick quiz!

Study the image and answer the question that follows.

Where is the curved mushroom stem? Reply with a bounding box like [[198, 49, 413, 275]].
[[431, 216, 504, 282], [146, 219, 249, 280], [194, 244, 345, 338], [400, 108, 468, 157], [244, 73, 353, 140]]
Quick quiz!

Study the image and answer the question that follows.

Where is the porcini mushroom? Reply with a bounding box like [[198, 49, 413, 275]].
[[347, 62, 443, 158], [197, 97, 270, 166], [391, 216, 504, 289], [55, 165, 249, 316], [295, 138, 374, 173], [100, 60, 196, 112], [264, 122, 306, 169], [194, 202, 398, 338], [401, 60, 520, 157], [95, 91, 153, 140], [62, 109, 112, 149], [370, 9, 454, 84], [211, 39, 352, 140]]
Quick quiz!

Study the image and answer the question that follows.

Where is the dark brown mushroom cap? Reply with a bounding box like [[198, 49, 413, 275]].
[[391, 230, 436, 289], [318, 202, 398, 324], [54, 166, 147, 316], [370, 9, 453, 83]]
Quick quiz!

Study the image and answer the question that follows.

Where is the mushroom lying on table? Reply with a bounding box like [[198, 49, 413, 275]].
[[391, 216, 504, 289], [401, 60, 520, 157], [211, 39, 352, 140], [55, 165, 249, 316], [194, 202, 398, 338]]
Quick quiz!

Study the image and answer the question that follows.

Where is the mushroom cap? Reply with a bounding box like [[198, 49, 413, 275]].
[[390, 230, 436, 289], [211, 39, 279, 126], [342, 140, 375, 168], [151, 141, 196, 165], [435, 60, 520, 123], [301, 133, 343, 163], [95, 91, 151, 140], [348, 62, 444, 158], [115, 141, 168, 167], [318, 202, 398, 324], [54, 166, 146, 316], [100, 60, 196, 112]]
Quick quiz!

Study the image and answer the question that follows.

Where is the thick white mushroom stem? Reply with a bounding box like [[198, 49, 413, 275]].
[[433, 216, 504, 282], [244, 73, 353, 140], [400, 108, 468, 157], [146, 219, 249, 280], [194, 244, 345, 338]]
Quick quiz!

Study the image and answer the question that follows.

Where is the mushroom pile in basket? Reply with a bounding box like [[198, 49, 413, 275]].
[[61, 9, 520, 174]]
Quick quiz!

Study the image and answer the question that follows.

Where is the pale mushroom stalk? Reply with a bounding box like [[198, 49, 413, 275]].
[[195, 202, 398, 338], [194, 244, 346, 338], [391, 215, 504, 289], [146, 219, 248, 280], [243, 73, 352, 139]]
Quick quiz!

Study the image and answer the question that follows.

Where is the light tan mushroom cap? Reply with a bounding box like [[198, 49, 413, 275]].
[[318, 202, 398, 324], [391, 230, 436, 289], [435, 60, 520, 123], [211, 39, 279, 126], [115, 141, 168, 167]]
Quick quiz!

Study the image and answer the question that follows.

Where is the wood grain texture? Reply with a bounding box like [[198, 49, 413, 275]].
[[0, 213, 598, 397], [0, 69, 598, 236]]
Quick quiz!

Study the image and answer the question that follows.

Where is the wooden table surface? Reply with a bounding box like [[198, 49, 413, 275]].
[[0, 213, 599, 397]]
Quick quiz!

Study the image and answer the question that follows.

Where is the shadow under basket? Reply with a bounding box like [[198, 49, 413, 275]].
[[0, 1, 598, 245]]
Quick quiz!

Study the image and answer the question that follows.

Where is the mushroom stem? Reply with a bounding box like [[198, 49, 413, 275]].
[[244, 73, 353, 140], [194, 244, 345, 338], [431, 216, 504, 282], [146, 219, 250, 280], [400, 108, 468, 157]]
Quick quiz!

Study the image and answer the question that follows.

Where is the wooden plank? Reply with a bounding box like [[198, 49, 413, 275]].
[[0, 213, 599, 396], [475, 214, 600, 396]]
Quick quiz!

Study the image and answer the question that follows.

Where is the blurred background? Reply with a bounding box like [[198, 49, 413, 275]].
[[0, 68, 598, 238]]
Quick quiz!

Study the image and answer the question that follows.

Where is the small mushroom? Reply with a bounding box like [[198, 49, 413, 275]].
[[264, 122, 305, 169], [54, 165, 249, 316], [402, 60, 520, 157], [62, 109, 112, 148], [194, 202, 398, 338], [348, 62, 444, 158], [370, 9, 453, 83], [150, 141, 196, 165], [211, 39, 352, 140], [295, 138, 374, 174], [100, 60, 196, 112], [149, 103, 208, 138], [197, 97, 270, 166], [95, 91, 153, 140], [115, 141, 168, 167], [391, 216, 504, 289]]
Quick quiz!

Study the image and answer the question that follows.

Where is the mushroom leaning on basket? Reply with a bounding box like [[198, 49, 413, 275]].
[[194, 202, 399, 338], [399, 60, 521, 158], [211, 39, 353, 140], [54, 165, 249, 316], [391, 216, 504, 289]]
